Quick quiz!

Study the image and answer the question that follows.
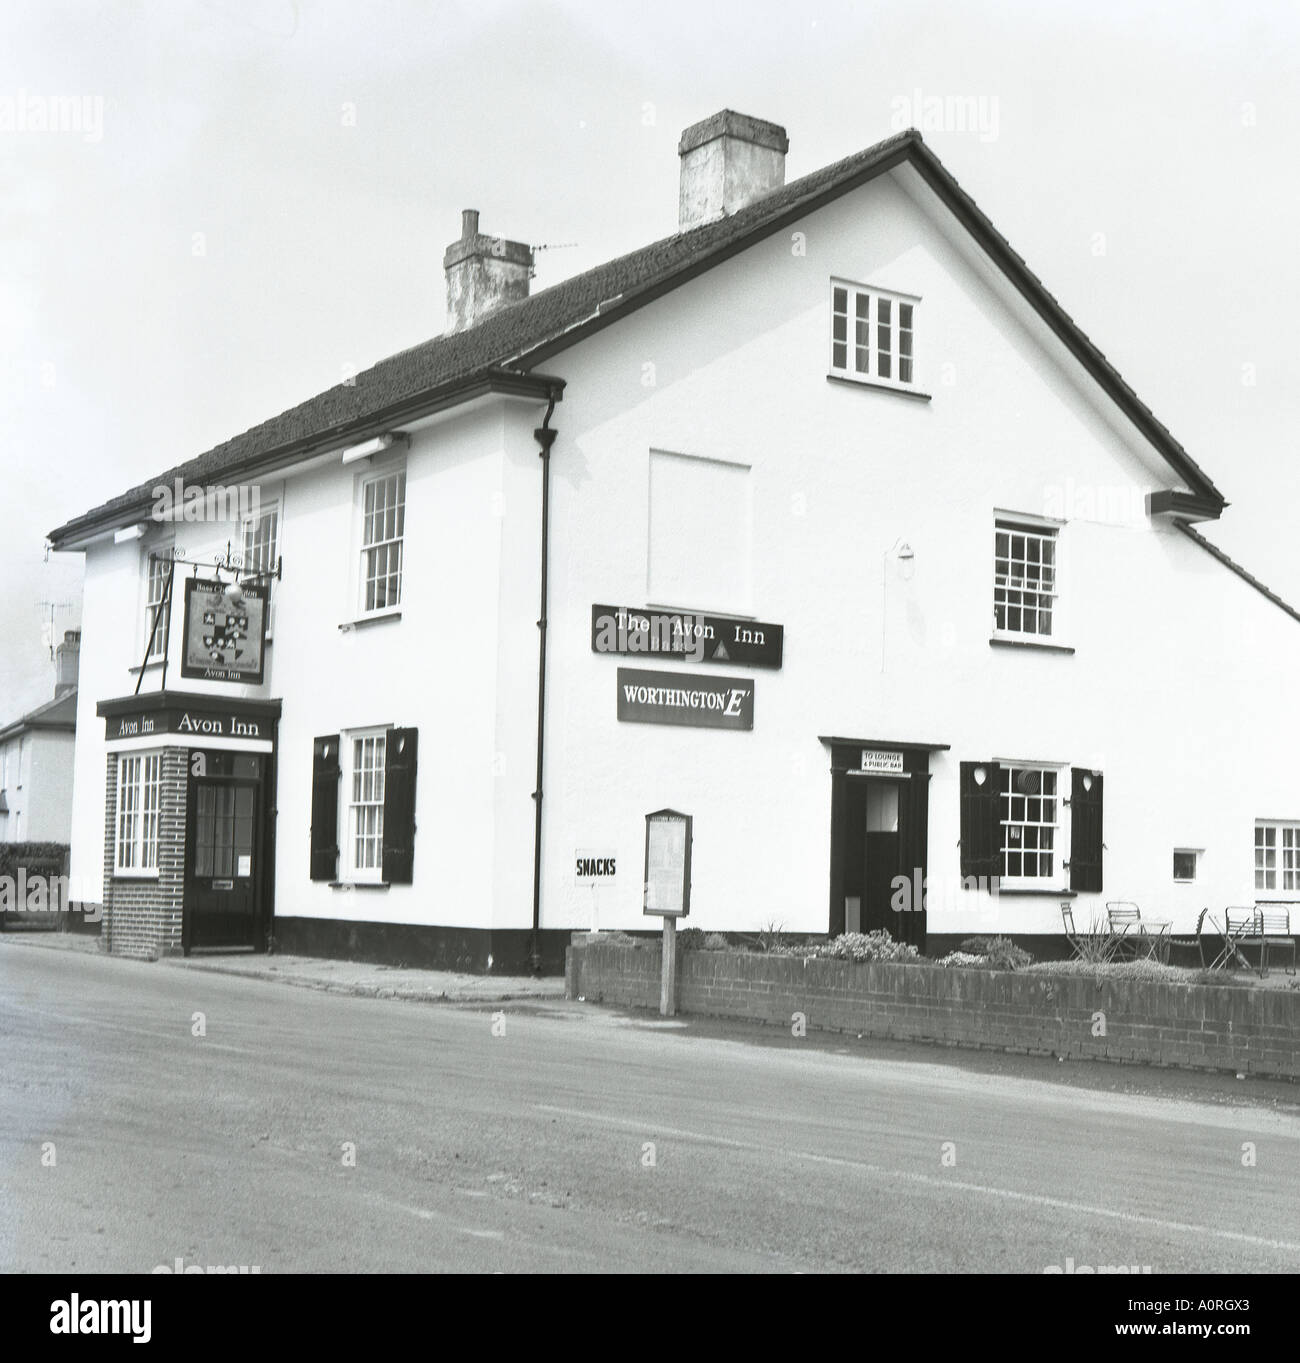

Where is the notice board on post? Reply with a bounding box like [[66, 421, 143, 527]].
[[643, 809, 692, 917]]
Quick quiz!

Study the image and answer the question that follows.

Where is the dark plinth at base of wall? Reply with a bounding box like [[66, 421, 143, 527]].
[[1, 908, 103, 934], [272, 916, 570, 975]]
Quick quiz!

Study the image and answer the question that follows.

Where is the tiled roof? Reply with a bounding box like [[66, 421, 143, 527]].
[[47, 128, 1225, 547], [0, 689, 77, 741], [1176, 524, 1300, 627]]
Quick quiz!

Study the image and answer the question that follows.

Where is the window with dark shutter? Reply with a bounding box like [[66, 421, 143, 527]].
[[1069, 768, 1104, 893], [959, 760, 1001, 884], [381, 727, 418, 885], [310, 735, 341, 882]]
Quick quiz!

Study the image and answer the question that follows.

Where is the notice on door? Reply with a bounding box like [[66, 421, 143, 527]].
[[237, 855, 252, 877], [616, 668, 754, 731], [860, 748, 904, 774]]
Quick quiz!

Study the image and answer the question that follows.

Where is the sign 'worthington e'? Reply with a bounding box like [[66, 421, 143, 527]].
[[616, 668, 754, 730]]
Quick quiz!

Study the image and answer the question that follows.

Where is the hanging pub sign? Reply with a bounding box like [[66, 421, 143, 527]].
[[617, 667, 754, 731], [592, 604, 783, 669], [643, 809, 692, 917], [180, 578, 267, 684]]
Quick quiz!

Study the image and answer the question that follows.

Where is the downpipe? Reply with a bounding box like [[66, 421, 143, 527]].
[[529, 394, 559, 974]]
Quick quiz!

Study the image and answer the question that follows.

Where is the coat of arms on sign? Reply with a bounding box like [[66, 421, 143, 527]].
[[202, 606, 249, 663]]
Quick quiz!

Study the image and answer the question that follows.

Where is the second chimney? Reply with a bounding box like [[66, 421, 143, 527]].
[[55, 629, 80, 698], [443, 209, 534, 333], [678, 110, 789, 230]]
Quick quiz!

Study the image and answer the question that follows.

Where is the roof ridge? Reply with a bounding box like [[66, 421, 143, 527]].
[[47, 126, 1223, 548]]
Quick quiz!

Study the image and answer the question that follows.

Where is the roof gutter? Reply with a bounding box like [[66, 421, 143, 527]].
[[47, 367, 565, 551]]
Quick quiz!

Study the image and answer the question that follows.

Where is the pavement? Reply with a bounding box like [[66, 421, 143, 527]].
[[3, 935, 1300, 1273], [0, 927, 565, 1003]]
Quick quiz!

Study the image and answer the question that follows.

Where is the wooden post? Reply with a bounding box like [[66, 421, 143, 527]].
[[660, 914, 677, 1017]]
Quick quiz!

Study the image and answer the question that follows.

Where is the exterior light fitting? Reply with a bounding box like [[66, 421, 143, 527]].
[[340, 432, 410, 465]]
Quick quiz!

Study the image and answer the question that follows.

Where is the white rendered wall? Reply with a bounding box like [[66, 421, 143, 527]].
[[529, 169, 1300, 939]]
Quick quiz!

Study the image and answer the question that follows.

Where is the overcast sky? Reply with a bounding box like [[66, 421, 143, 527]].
[[2, 0, 1296, 719]]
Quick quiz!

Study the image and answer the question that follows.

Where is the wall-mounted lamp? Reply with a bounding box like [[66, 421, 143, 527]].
[[880, 538, 916, 672], [340, 432, 410, 465]]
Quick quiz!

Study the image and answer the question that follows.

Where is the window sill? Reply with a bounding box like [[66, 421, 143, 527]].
[[989, 637, 1075, 656], [327, 880, 390, 891], [996, 887, 1076, 898], [128, 659, 166, 677], [826, 373, 932, 402], [340, 610, 402, 632], [114, 869, 160, 881]]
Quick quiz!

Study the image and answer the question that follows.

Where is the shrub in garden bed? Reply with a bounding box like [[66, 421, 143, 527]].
[[958, 936, 1033, 970], [1025, 958, 1189, 982], [810, 930, 920, 964]]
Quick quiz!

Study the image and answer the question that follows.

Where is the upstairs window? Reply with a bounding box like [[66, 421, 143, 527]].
[[144, 552, 172, 661], [830, 281, 916, 387], [360, 470, 405, 613], [242, 501, 279, 637], [994, 519, 1058, 640], [242, 502, 279, 578]]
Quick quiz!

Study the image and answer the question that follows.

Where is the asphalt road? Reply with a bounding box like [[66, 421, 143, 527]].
[[2, 941, 1299, 1273]]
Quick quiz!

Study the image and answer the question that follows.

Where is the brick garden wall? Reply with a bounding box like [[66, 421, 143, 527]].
[[566, 943, 1300, 1079], [102, 749, 187, 960]]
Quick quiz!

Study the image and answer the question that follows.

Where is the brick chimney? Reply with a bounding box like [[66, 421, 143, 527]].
[[678, 110, 789, 230], [55, 629, 80, 698], [443, 209, 534, 333]]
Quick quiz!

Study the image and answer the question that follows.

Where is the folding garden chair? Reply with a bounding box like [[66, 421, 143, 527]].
[[1203, 908, 1258, 973]]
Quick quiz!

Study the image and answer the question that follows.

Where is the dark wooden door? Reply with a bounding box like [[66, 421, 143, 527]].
[[185, 779, 259, 949], [862, 831, 899, 932]]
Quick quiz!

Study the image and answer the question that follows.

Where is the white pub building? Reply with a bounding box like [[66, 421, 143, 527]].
[[49, 112, 1300, 971]]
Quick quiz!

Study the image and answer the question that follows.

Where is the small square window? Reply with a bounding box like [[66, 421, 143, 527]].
[[829, 280, 919, 389], [1173, 849, 1199, 883]]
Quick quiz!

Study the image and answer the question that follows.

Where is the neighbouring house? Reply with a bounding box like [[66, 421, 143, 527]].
[[0, 631, 79, 844], [45, 112, 1300, 970]]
